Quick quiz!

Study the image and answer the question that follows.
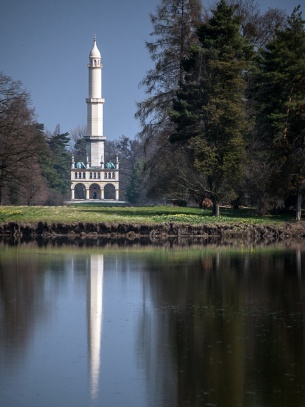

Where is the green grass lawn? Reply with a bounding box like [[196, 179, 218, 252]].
[[0, 205, 296, 225]]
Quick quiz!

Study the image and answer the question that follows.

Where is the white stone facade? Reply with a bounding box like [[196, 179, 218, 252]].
[[71, 37, 120, 201]]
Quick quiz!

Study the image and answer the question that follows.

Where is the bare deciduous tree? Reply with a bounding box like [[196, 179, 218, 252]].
[[0, 73, 46, 204], [228, 0, 287, 48]]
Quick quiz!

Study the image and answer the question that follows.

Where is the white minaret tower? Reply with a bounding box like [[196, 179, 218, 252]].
[[85, 36, 105, 167], [70, 37, 120, 202]]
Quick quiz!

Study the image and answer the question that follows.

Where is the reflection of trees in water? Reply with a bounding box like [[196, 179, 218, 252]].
[[138, 249, 305, 407], [0, 254, 69, 365], [137, 274, 178, 407], [0, 256, 40, 359]]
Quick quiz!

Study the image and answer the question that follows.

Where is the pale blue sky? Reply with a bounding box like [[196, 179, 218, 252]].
[[0, 0, 302, 140]]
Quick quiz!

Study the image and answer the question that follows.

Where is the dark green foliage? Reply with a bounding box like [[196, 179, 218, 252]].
[[136, 0, 203, 135], [254, 6, 305, 219], [136, 0, 203, 201], [42, 131, 71, 196], [106, 135, 144, 203], [170, 0, 252, 214], [73, 137, 86, 163], [126, 159, 144, 204]]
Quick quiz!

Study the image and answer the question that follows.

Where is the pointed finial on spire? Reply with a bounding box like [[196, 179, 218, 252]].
[[89, 35, 101, 59]]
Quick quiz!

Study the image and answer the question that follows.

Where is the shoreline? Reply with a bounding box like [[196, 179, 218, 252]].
[[1, 220, 305, 240]]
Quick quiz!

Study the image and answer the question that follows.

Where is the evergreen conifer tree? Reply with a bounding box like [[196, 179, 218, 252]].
[[136, 0, 203, 202], [255, 6, 305, 220], [170, 0, 252, 215], [42, 129, 71, 199]]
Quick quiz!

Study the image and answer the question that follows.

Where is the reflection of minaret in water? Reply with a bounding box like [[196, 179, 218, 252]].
[[87, 254, 104, 400]]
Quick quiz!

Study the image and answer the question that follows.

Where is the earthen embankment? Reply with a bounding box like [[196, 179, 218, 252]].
[[1, 220, 305, 241]]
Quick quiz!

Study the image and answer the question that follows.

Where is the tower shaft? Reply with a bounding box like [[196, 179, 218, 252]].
[[86, 37, 105, 167]]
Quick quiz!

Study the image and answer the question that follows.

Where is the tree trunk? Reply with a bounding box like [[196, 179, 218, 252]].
[[212, 201, 220, 217], [296, 187, 302, 221]]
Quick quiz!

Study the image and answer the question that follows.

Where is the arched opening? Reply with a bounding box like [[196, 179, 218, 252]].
[[89, 183, 101, 199], [104, 183, 116, 200], [74, 183, 86, 199]]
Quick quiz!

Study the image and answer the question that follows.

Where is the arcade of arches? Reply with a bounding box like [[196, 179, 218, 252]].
[[73, 183, 116, 200]]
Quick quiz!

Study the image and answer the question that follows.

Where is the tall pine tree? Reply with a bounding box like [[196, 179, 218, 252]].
[[42, 128, 71, 200], [136, 0, 203, 136], [136, 0, 203, 202], [255, 6, 305, 220], [170, 0, 252, 215]]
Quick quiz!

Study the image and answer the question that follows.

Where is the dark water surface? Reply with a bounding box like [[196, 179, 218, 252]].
[[0, 242, 305, 407]]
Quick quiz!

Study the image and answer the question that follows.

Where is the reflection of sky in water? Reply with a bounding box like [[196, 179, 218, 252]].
[[0, 252, 152, 407], [100, 255, 151, 406], [0, 247, 305, 407], [0, 256, 89, 407]]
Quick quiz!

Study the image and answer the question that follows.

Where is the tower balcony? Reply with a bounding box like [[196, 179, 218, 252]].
[[86, 98, 105, 104], [72, 168, 119, 181]]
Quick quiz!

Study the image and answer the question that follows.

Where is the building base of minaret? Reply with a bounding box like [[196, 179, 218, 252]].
[[65, 199, 127, 206], [71, 160, 120, 201]]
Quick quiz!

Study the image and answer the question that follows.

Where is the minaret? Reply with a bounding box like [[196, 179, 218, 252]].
[[70, 37, 120, 202], [88, 254, 104, 400], [85, 36, 105, 167]]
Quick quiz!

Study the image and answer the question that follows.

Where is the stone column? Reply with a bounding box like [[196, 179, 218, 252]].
[[86, 188, 90, 200]]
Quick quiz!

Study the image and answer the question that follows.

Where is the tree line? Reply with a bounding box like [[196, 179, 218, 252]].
[[137, 0, 305, 219], [0, 73, 71, 205], [0, 73, 142, 205], [1, 0, 305, 219]]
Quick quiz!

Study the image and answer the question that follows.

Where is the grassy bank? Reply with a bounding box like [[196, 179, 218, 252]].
[[0, 205, 295, 225]]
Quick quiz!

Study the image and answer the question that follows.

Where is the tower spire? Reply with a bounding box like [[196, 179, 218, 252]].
[[86, 36, 105, 167]]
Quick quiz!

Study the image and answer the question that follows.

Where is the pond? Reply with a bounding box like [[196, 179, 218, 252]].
[[0, 241, 305, 407]]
